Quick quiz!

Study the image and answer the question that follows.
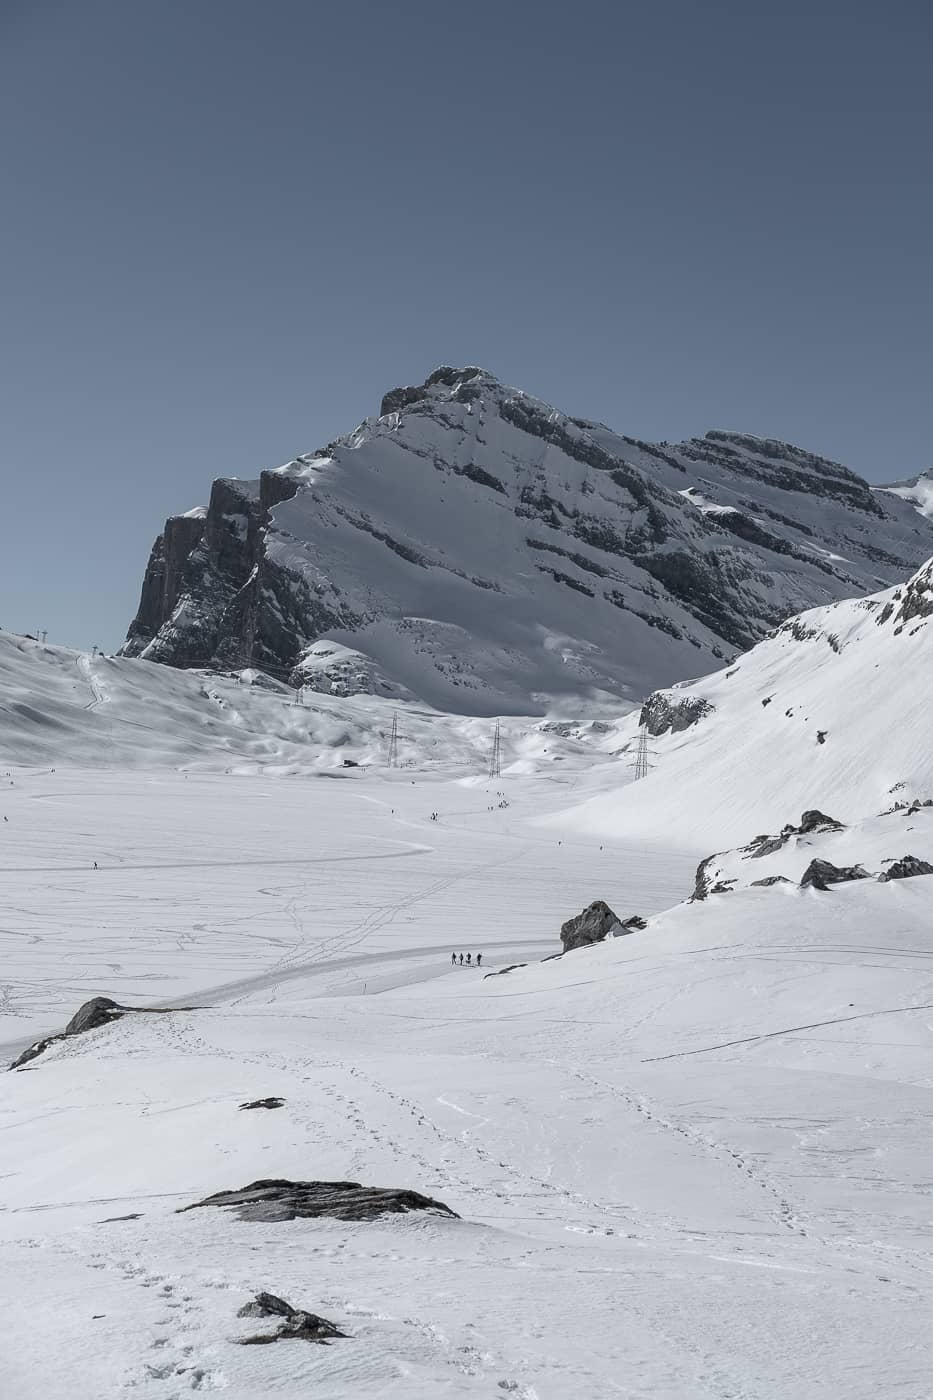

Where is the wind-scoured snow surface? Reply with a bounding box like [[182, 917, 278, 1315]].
[[122, 366, 933, 713], [4, 569, 933, 1396]]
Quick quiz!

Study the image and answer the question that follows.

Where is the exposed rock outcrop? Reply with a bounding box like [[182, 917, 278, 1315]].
[[559, 900, 621, 952], [640, 692, 714, 737], [239, 1097, 285, 1111], [745, 810, 845, 859], [9, 996, 128, 1069], [178, 1179, 458, 1223], [8, 996, 187, 1070], [691, 856, 737, 901], [799, 859, 870, 891], [878, 855, 933, 882], [236, 1292, 348, 1346]]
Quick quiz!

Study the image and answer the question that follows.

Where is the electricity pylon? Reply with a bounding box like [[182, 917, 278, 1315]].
[[631, 724, 655, 780], [489, 720, 501, 779], [387, 712, 400, 769]]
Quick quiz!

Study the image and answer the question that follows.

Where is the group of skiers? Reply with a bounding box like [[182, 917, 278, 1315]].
[[451, 951, 482, 967]]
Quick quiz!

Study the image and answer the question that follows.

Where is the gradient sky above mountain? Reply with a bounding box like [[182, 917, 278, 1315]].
[[2, 0, 931, 650]]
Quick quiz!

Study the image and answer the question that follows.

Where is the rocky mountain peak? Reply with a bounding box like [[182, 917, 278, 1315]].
[[120, 368, 933, 713], [379, 365, 494, 417]]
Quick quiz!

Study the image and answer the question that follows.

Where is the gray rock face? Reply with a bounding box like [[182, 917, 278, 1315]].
[[878, 855, 933, 882], [745, 810, 845, 859], [640, 692, 714, 737], [798, 809, 845, 834], [799, 859, 870, 891], [119, 367, 933, 707], [239, 1097, 285, 1110], [121, 470, 332, 679], [236, 1292, 348, 1346], [64, 996, 125, 1036], [9, 996, 128, 1069], [559, 900, 621, 952], [178, 1179, 458, 1223], [750, 875, 793, 887], [691, 856, 737, 901]]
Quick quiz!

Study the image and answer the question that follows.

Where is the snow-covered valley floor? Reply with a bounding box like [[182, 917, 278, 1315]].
[[2, 768, 932, 1398]]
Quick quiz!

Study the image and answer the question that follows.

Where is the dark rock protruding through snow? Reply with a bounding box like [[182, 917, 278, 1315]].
[[179, 1179, 459, 1223], [560, 900, 622, 952], [799, 859, 870, 891], [878, 855, 933, 882], [8, 995, 193, 1071], [236, 1291, 349, 1346]]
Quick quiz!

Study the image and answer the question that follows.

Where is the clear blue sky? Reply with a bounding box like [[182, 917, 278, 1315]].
[[2, 0, 931, 650]]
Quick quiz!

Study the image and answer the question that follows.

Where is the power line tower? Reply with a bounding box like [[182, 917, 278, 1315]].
[[631, 723, 654, 781], [387, 712, 400, 769], [489, 720, 501, 780]]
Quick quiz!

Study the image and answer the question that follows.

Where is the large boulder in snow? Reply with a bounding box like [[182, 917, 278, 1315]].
[[798, 809, 845, 835], [878, 855, 933, 882], [799, 859, 870, 891], [559, 900, 622, 951], [178, 1179, 458, 1223], [63, 996, 126, 1036]]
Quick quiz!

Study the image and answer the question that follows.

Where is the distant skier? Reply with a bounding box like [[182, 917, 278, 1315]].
[[459, 953, 464, 965], [476, 952, 482, 967], [93, 861, 98, 869], [451, 952, 457, 966], [466, 953, 472, 966]]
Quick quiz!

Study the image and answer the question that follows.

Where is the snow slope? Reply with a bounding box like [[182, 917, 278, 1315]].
[[562, 558, 933, 847], [0, 628, 630, 775], [879, 469, 933, 519], [121, 366, 933, 713], [2, 770, 932, 1398]]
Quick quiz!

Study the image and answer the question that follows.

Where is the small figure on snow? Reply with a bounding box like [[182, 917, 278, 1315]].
[[459, 953, 464, 965], [476, 952, 482, 967], [466, 953, 472, 966], [451, 951, 457, 966]]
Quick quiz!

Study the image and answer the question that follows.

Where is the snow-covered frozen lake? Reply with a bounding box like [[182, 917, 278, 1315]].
[[3, 764, 932, 1398]]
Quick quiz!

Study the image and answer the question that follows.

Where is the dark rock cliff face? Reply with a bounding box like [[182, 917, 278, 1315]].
[[640, 692, 714, 737], [122, 471, 320, 678], [120, 367, 933, 703]]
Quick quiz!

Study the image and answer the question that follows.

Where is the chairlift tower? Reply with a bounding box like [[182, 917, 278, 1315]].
[[489, 720, 501, 780], [387, 712, 400, 769]]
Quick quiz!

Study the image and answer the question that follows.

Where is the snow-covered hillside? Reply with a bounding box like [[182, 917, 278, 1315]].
[[0, 628, 628, 775], [563, 558, 933, 847], [120, 366, 933, 713]]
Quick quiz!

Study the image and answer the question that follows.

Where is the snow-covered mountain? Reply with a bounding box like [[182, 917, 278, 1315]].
[[878, 468, 933, 519], [120, 366, 933, 714], [562, 557, 933, 846]]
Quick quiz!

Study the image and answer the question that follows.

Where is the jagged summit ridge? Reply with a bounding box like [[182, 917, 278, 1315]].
[[120, 368, 933, 713]]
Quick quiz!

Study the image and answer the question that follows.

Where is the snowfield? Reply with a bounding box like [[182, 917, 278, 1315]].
[[2, 571, 933, 1399]]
